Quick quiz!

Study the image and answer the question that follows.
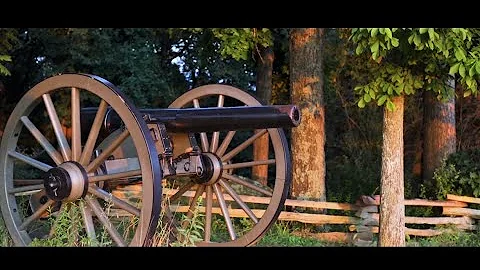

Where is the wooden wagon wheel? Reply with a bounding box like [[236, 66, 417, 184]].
[[0, 74, 162, 246], [164, 84, 292, 246]]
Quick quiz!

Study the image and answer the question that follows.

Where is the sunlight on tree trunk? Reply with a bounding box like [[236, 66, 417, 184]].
[[379, 95, 405, 247], [289, 28, 326, 201], [422, 80, 456, 185]]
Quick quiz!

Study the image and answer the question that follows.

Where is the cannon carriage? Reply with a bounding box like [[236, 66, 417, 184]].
[[0, 73, 301, 246]]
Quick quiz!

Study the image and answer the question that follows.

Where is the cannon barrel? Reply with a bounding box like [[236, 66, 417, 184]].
[[80, 105, 301, 134]]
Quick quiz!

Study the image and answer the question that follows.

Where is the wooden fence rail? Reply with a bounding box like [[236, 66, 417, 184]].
[[113, 185, 480, 246]]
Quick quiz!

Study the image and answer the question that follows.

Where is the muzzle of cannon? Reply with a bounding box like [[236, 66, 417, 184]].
[[0, 73, 301, 247]]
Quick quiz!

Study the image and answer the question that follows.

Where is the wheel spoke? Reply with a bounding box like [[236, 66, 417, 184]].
[[218, 179, 258, 223], [1, 74, 162, 247], [79, 199, 97, 243], [204, 185, 213, 242], [20, 116, 63, 165], [221, 129, 268, 162], [222, 173, 273, 197], [209, 95, 224, 153], [222, 159, 275, 170], [216, 130, 236, 157], [168, 181, 195, 202], [210, 134, 220, 153], [8, 151, 52, 172], [157, 84, 290, 246], [19, 199, 55, 230], [217, 95, 225, 107], [43, 93, 72, 161], [79, 100, 108, 166], [192, 99, 209, 152], [13, 179, 43, 186], [86, 129, 130, 173], [213, 183, 236, 241], [71, 87, 82, 162], [89, 169, 142, 183], [8, 184, 44, 194], [88, 185, 140, 217], [85, 196, 126, 247]]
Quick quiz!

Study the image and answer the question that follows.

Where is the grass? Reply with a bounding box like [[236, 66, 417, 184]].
[[257, 222, 347, 247], [2, 197, 480, 247], [3, 210, 480, 246], [406, 228, 480, 247], [29, 201, 113, 247], [0, 216, 13, 247]]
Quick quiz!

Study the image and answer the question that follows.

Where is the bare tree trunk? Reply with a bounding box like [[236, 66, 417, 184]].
[[412, 136, 423, 179], [253, 45, 274, 186], [289, 28, 326, 201], [379, 95, 405, 247], [255, 45, 274, 105], [422, 80, 456, 185]]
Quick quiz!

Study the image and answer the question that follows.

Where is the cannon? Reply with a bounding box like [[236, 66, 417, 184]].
[[0, 73, 301, 247]]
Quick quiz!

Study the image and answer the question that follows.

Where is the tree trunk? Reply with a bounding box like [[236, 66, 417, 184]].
[[379, 95, 405, 247], [412, 134, 423, 178], [255, 45, 274, 105], [422, 80, 456, 185], [253, 45, 274, 186], [289, 28, 326, 201]]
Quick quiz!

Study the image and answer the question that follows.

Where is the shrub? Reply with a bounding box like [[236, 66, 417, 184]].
[[430, 149, 480, 200]]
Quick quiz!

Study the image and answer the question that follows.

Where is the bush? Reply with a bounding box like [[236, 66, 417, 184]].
[[326, 150, 381, 203], [430, 149, 480, 200]]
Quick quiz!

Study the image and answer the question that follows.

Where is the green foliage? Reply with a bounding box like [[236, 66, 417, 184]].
[[405, 206, 437, 220], [0, 28, 19, 76], [0, 28, 18, 54], [169, 198, 205, 247], [429, 149, 480, 200], [28, 28, 187, 108], [351, 28, 400, 62], [165, 29, 258, 91], [210, 28, 273, 61], [325, 101, 383, 203], [0, 216, 13, 246], [257, 221, 345, 246], [326, 148, 381, 203], [349, 28, 480, 111], [323, 29, 384, 203], [30, 202, 111, 247], [0, 55, 12, 76], [407, 227, 480, 247], [353, 64, 424, 111]]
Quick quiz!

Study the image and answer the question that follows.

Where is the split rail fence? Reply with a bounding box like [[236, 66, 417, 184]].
[[114, 184, 480, 246]]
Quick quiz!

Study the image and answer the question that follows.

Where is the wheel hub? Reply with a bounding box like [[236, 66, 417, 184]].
[[43, 161, 88, 201], [193, 153, 222, 185]]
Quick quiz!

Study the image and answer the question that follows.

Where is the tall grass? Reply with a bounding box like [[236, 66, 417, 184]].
[[0, 216, 13, 246], [257, 221, 345, 247], [3, 198, 480, 247], [407, 227, 480, 247], [153, 196, 204, 247], [29, 201, 112, 247]]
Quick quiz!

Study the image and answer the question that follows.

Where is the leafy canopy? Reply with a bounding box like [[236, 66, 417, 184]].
[[187, 28, 273, 61], [0, 28, 19, 76], [349, 28, 480, 111]]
